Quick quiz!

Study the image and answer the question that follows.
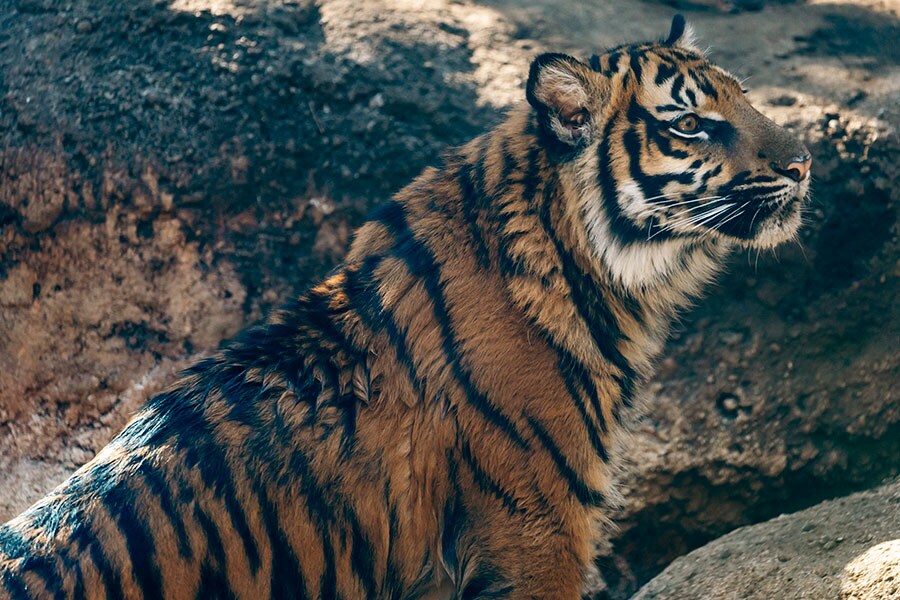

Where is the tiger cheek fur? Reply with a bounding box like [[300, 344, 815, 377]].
[[0, 15, 809, 600]]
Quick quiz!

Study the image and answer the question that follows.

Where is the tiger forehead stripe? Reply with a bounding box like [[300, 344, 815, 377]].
[[1, 16, 809, 600]]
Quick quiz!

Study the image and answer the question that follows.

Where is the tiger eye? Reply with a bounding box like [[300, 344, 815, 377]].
[[676, 114, 700, 133]]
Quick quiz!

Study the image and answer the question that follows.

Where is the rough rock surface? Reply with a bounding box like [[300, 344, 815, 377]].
[[632, 479, 900, 600], [0, 0, 897, 597]]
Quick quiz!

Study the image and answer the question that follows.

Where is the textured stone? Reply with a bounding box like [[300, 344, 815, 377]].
[[633, 480, 900, 600]]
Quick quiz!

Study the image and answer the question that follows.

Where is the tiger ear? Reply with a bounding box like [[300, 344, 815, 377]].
[[526, 53, 601, 147], [664, 14, 701, 52]]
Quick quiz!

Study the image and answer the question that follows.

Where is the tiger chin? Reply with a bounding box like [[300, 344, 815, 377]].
[[0, 15, 809, 600]]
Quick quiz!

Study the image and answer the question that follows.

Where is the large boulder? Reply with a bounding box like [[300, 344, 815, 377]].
[[0, 1, 897, 598], [632, 479, 900, 599]]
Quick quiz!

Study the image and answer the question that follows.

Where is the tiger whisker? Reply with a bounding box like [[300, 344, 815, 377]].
[[647, 195, 731, 225], [644, 192, 728, 207], [640, 195, 731, 236], [649, 202, 734, 239], [689, 204, 735, 229], [747, 204, 764, 235], [701, 202, 749, 239], [715, 202, 750, 228], [680, 203, 734, 227], [662, 195, 728, 207]]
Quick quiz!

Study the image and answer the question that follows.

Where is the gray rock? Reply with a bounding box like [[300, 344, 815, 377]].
[[633, 480, 900, 600]]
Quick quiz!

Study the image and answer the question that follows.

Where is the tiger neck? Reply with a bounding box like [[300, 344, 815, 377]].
[[466, 114, 732, 386]]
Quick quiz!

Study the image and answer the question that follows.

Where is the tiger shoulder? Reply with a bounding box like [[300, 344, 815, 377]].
[[0, 15, 810, 600]]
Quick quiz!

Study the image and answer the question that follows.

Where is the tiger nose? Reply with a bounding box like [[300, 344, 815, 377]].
[[771, 154, 812, 182]]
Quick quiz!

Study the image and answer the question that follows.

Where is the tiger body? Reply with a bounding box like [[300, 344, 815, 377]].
[[0, 17, 810, 600]]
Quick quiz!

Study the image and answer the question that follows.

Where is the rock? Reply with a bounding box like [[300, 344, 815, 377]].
[[633, 480, 900, 599], [74, 19, 93, 34], [841, 539, 900, 600]]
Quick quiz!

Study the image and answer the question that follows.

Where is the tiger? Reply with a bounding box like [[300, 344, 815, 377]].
[[0, 14, 811, 600]]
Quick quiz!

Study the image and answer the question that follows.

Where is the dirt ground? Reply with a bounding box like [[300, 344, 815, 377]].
[[0, 0, 897, 597]]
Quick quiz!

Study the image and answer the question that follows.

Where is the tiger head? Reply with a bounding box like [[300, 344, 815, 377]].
[[526, 15, 810, 274]]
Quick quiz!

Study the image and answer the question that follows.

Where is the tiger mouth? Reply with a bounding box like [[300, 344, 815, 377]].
[[711, 188, 806, 245]]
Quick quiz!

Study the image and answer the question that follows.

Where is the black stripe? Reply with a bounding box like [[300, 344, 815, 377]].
[[151, 399, 262, 577], [61, 548, 86, 600], [526, 417, 605, 506], [0, 570, 30, 600], [489, 160, 610, 458], [654, 61, 678, 85], [472, 137, 492, 197], [441, 452, 466, 583], [270, 428, 358, 599], [684, 87, 697, 107], [597, 118, 649, 244], [192, 502, 236, 600], [254, 484, 309, 600], [627, 100, 690, 161], [538, 181, 636, 389], [670, 74, 685, 105], [693, 72, 719, 100], [607, 51, 621, 74], [373, 202, 530, 450], [666, 47, 697, 62], [459, 439, 523, 515], [282, 454, 340, 600], [624, 129, 691, 198], [25, 502, 89, 600], [317, 521, 339, 600], [0, 524, 64, 600], [382, 481, 403, 600], [195, 563, 237, 600], [623, 126, 660, 198], [70, 516, 126, 600], [527, 298, 609, 446], [102, 481, 165, 600], [522, 145, 542, 208], [343, 256, 425, 403], [557, 354, 609, 458], [693, 163, 723, 194], [339, 393, 359, 456], [208, 462, 261, 575], [194, 500, 227, 566], [348, 511, 378, 598], [628, 50, 643, 84], [461, 562, 514, 600], [137, 462, 193, 560], [459, 161, 492, 270], [499, 139, 519, 182], [301, 288, 366, 360], [614, 372, 636, 412], [20, 555, 63, 600]]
